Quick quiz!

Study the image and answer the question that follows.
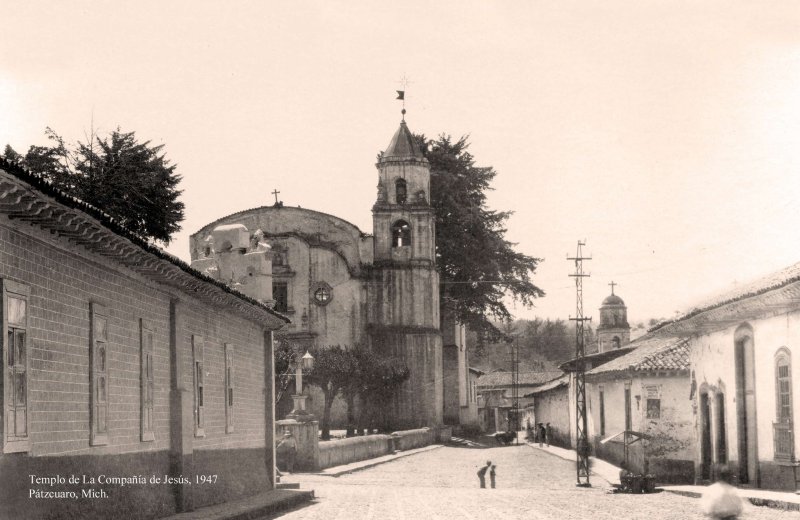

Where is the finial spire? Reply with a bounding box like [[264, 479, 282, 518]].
[[609, 281, 617, 295], [397, 75, 411, 121]]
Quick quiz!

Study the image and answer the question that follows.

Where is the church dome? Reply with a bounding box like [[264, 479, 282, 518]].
[[601, 294, 625, 307]]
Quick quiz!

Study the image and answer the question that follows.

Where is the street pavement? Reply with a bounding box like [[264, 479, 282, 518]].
[[273, 445, 798, 519]]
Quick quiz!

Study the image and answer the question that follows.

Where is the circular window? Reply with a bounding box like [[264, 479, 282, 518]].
[[311, 282, 333, 306]]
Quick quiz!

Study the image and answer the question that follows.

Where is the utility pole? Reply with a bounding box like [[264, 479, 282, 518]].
[[510, 336, 520, 444], [568, 240, 592, 487]]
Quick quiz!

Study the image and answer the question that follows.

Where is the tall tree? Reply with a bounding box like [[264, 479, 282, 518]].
[[4, 128, 184, 243], [417, 134, 545, 334], [305, 345, 358, 440]]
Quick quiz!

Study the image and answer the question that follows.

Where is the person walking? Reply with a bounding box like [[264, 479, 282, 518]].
[[477, 460, 491, 488], [538, 423, 546, 448], [489, 464, 497, 489], [545, 423, 551, 447]]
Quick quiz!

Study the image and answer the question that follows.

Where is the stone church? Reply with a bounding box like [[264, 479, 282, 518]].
[[190, 118, 467, 429]]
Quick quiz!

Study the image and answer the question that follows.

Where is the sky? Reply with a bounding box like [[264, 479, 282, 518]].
[[2, 1, 800, 325]]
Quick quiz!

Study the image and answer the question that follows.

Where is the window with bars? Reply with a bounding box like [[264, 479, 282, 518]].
[[90, 303, 109, 446], [193, 335, 205, 437], [225, 343, 235, 433], [776, 351, 793, 423], [3, 279, 30, 453], [140, 319, 155, 442]]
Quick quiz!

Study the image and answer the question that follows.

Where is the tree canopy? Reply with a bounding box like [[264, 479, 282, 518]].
[[4, 128, 184, 243], [417, 134, 545, 334]]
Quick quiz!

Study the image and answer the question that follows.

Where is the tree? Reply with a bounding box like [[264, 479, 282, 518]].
[[416, 134, 545, 335], [305, 345, 358, 440], [352, 347, 410, 433], [4, 128, 184, 243]]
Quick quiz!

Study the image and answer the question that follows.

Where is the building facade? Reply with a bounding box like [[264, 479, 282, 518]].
[[0, 158, 289, 519], [190, 119, 448, 429]]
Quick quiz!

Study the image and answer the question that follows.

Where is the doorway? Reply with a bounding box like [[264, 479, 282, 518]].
[[700, 391, 712, 480], [734, 326, 758, 485]]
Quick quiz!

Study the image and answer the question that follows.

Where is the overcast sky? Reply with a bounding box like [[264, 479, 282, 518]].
[[2, 1, 799, 325]]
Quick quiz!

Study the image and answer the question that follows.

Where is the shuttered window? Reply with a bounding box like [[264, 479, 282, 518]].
[[140, 319, 155, 442], [193, 335, 205, 437], [90, 303, 109, 446], [225, 343, 234, 433], [3, 279, 30, 453]]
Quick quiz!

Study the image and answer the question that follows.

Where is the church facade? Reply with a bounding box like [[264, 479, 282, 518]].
[[190, 119, 449, 429]]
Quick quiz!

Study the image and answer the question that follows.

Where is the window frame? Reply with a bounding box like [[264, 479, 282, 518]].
[[775, 348, 793, 424], [224, 343, 234, 434], [140, 319, 155, 442], [90, 302, 109, 446], [273, 282, 289, 313], [391, 220, 411, 248], [3, 279, 31, 453], [395, 178, 408, 205], [193, 335, 205, 437]]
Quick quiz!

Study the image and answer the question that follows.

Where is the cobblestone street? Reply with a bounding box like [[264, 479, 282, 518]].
[[275, 446, 798, 520]]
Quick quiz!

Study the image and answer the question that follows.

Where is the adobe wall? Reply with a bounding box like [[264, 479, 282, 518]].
[[690, 310, 800, 489], [532, 386, 571, 448]]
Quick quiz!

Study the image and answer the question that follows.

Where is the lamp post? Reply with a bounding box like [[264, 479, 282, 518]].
[[289, 350, 315, 417]]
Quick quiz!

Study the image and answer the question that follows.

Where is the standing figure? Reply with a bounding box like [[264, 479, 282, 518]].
[[477, 460, 491, 488], [545, 423, 551, 447], [538, 423, 546, 448], [490, 465, 497, 489], [276, 431, 298, 473]]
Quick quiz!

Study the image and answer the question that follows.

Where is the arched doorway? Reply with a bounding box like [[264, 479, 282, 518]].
[[734, 324, 758, 485]]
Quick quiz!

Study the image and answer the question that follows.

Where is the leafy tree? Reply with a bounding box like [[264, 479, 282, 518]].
[[4, 128, 184, 243], [305, 345, 358, 440], [416, 134, 545, 335], [353, 347, 410, 433]]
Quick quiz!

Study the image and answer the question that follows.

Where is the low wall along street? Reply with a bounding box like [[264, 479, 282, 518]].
[[316, 427, 452, 470]]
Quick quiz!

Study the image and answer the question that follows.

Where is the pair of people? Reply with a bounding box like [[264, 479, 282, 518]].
[[537, 423, 550, 447], [477, 460, 497, 488]]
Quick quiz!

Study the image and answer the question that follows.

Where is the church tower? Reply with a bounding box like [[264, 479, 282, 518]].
[[597, 282, 631, 353], [367, 117, 443, 428]]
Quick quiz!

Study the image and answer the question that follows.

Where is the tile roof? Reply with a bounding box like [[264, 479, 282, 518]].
[[587, 335, 690, 375], [524, 374, 569, 396], [0, 156, 290, 326], [651, 260, 800, 334], [477, 371, 563, 387]]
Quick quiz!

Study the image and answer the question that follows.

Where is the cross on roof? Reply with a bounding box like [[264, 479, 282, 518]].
[[609, 281, 617, 295], [272, 189, 280, 205]]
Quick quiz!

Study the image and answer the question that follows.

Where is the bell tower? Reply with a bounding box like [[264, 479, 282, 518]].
[[597, 282, 631, 353], [368, 117, 443, 428]]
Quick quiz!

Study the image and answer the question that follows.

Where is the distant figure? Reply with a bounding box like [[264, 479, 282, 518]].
[[538, 423, 546, 448], [276, 431, 298, 473], [700, 469, 743, 519], [477, 460, 491, 488], [490, 465, 497, 489], [545, 423, 551, 447]]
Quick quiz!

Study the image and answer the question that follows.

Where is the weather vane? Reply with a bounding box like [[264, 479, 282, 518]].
[[396, 75, 411, 120]]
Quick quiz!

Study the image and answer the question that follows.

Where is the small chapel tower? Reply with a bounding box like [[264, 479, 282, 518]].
[[368, 117, 443, 428], [596, 282, 631, 353]]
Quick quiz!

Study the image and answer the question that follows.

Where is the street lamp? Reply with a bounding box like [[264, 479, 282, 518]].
[[290, 350, 314, 417]]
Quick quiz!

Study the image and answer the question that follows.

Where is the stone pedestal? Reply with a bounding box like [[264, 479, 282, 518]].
[[277, 415, 320, 472]]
